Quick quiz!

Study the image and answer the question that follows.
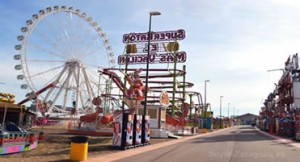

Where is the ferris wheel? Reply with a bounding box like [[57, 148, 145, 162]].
[[14, 6, 116, 115]]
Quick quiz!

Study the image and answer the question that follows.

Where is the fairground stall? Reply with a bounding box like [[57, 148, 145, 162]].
[[0, 93, 43, 155]]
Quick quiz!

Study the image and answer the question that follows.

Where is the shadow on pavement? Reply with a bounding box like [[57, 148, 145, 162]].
[[191, 126, 274, 143]]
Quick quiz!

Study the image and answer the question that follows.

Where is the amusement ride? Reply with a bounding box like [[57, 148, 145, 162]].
[[14, 6, 116, 118]]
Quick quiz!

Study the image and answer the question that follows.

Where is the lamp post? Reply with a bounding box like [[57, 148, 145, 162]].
[[232, 105, 235, 126], [228, 102, 231, 127], [142, 11, 161, 143], [220, 96, 223, 128], [203, 80, 209, 128], [143, 11, 161, 116], [267, 68, 284, 73], [228, 103, 230, 118]]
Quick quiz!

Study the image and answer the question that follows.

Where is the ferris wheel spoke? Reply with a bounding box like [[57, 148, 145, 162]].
[[53, 12, 74, 56], [67, 12, 77, 52], [41, 17, 60, 40], [30, 64, 65, 79], [75, 13, 86, 37], [66, 13, 80, 56], [34, 27, 68, 59], [82, 44, 105, 60], [34, 19, 57, 45], [65, 12, 78, 56], [82, 21, 94, 41], [76, 37, 98, 59], [30, 43, 68, 60], [63, 30, 75, 56], [78, 24, 93, 49], [28, 59, 66, 63], [54, 11, 68, 36]]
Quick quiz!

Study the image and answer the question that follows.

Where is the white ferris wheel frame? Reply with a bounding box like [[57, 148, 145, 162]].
[[14, 6, 116, 114]]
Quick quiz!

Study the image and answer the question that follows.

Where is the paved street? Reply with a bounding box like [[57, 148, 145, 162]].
[[112, 126, 300, 162]]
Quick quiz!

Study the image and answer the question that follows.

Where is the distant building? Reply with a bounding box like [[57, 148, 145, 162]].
[[235, 113, 259, 125]]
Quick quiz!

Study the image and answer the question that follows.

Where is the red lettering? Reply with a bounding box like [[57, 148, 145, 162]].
[[160, 33, 165, 40], [165, 33, 171, 39], [118, 52, 186, 65], [154, 33, 159, 40], [167, 55, 174, 62], [123, 29, 186, 43], [176, 52, 186, 62], [149, 54, 156, 63], [177, 29, 185, 39]]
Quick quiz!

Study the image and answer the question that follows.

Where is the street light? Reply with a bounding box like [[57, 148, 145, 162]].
[[220, 96, 223, 128], [142, 11, 161, 144], [228, 103, 230, 118], [143, 11, 161, 116], [267, 68, 284, 73], [204, 80, 210, 128]]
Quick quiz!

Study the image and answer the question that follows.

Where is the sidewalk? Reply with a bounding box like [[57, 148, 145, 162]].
[[86, 128, 229, 162], [255, 127, 300, 149]]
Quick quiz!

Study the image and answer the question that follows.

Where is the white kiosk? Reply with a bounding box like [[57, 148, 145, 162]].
[[136, 105, 169, 138]]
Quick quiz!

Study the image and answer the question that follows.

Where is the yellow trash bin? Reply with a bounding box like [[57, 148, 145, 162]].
[[70, 136, 89, 161]]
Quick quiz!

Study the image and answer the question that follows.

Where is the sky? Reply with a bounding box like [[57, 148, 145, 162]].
[[1, 0, 300, 116]]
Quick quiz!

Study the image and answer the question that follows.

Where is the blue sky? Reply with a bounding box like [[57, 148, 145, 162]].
[[1, 0, 300, 116]]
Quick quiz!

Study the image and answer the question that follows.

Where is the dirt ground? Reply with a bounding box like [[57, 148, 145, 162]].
[[0, 125, 174, 162]]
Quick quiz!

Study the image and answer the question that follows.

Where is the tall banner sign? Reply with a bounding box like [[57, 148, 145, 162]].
[[118, 29, 186, 65]]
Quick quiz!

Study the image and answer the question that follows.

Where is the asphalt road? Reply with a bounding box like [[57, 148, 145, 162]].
[[113, 125, 300, 162]]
